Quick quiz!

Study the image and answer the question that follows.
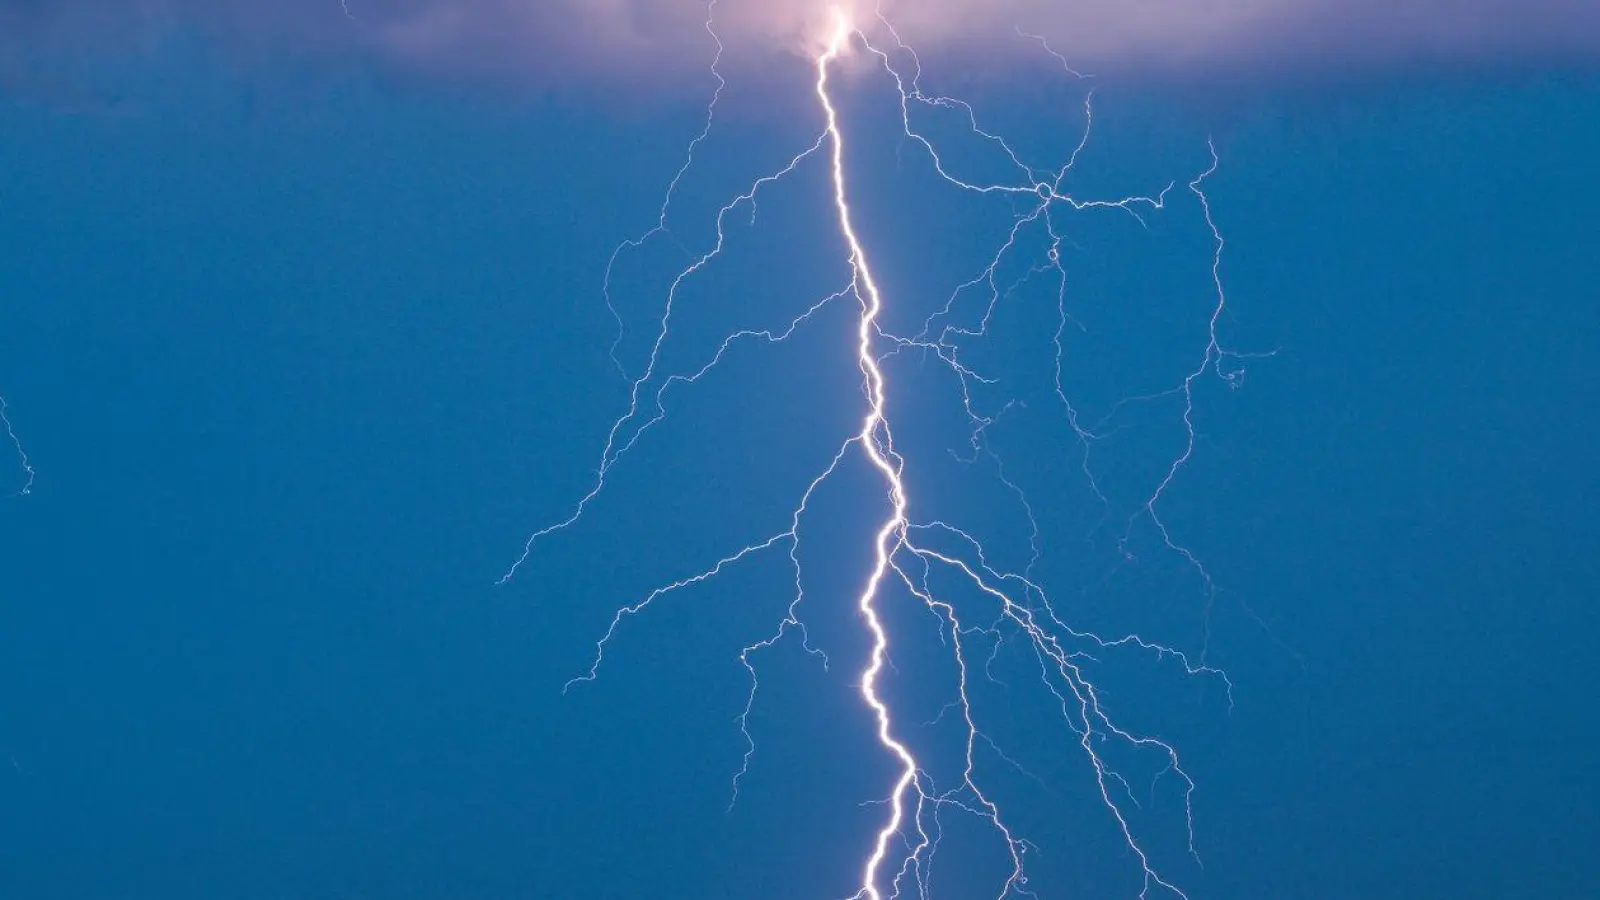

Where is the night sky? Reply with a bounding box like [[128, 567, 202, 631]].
[[1, 15, 1597, 900]]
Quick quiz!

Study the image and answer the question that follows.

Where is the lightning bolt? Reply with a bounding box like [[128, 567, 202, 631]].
[[813, 14, 921, 897], [1, 394, 32, 497], [505, 4, 1257, 897]]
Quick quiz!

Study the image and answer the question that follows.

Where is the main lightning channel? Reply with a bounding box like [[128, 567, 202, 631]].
[[815, 12, 917, 899]]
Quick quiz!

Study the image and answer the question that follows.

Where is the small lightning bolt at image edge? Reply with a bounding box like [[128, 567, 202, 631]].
[[1, 394, 33, 497], [504, 4, 1260, 898]]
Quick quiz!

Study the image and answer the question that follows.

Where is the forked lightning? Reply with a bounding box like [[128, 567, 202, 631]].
[[505, 4, 1254, 898]]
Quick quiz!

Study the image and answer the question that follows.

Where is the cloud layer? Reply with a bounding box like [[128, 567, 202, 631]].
[[3, 0, 1598, 96]]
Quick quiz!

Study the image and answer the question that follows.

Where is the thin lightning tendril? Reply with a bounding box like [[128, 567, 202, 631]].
[[1, 395, 33, 497], [505, 4, 1257, 897], [602, 2, 729, 381]]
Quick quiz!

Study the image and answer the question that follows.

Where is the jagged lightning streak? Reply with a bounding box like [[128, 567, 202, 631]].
[[1, 394, 33, 497], [506, 4, 1254, 898], [813, 13, 919, 897]]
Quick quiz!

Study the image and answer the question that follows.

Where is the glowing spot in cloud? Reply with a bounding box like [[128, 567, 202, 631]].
[[1, 0, 1595, 98]]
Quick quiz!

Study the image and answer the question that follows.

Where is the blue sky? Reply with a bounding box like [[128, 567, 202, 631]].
[[1, 17, 1598, 900]]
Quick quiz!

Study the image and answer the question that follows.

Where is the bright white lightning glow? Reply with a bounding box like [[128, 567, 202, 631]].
[[506, 2, 1254, 897], [815, 10, 919, 897]]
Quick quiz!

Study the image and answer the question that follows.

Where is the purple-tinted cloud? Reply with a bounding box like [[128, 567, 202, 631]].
[[2, 0, 1597, 96]]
